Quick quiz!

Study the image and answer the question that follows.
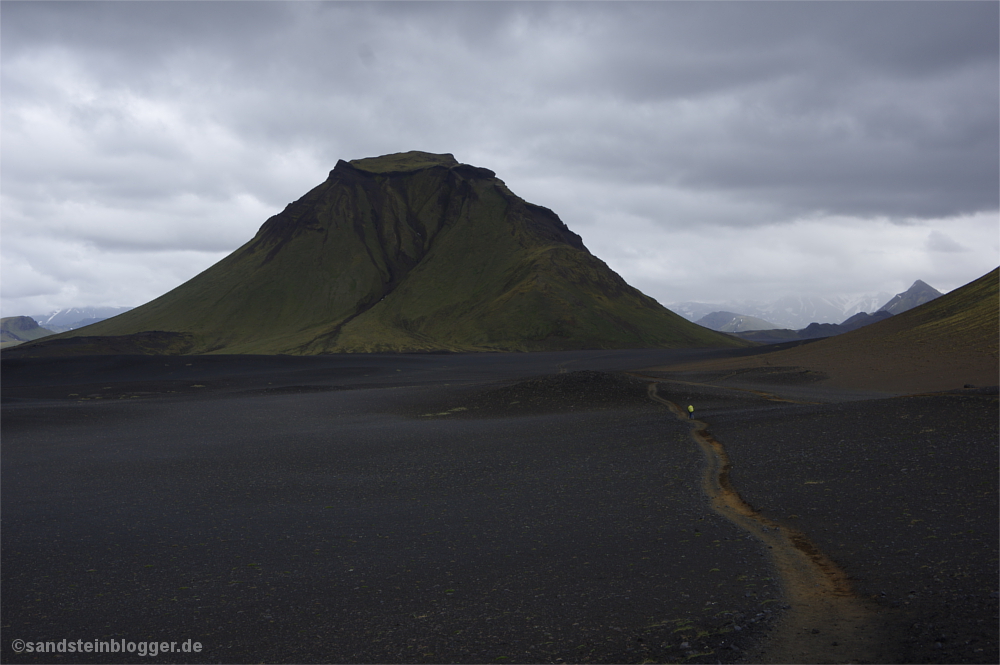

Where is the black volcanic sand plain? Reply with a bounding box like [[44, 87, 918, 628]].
[[2, 349, 997, 664]]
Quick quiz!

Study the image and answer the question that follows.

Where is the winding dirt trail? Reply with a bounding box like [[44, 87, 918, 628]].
[[646, 383, 891, 664]]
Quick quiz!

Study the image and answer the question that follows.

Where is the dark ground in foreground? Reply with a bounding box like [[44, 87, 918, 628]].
[[2, 349, 997, 664]]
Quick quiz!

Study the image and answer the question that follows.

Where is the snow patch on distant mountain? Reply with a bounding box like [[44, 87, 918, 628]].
[[30, 307, 133, 332], [695, 311, 779, 332]]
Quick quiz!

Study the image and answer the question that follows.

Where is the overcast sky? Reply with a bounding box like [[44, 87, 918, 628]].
[[3, 1, 998, 318]]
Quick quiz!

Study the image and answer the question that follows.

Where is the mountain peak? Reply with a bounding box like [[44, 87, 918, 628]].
[[903, 279, 940, 294], [878, 279, 943, 315]]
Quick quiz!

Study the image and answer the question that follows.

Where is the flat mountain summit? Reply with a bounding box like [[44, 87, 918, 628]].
[[21, 152, 744, 356]]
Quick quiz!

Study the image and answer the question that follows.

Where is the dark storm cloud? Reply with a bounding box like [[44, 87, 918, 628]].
[[510, 1, 1000, 221], [2, 1, 997, 315], [7, 2, 995, 218]]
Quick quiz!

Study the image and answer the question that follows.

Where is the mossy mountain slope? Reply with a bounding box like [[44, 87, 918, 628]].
[[43, 152, 744, 355]]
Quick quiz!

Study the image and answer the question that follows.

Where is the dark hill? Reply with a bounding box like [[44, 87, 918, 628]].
[[734, 310, 893, 343], [12, 152, 746, 356]]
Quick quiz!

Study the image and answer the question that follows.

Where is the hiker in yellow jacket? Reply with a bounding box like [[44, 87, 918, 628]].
[[687, 404, 694, 419]]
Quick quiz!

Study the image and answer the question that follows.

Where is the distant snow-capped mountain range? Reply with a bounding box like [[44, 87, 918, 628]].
[[29, 307, 133, 332], [17, 283, 943, 339], [668, 292, 893, 330]]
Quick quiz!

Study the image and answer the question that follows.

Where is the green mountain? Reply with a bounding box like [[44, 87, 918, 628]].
[[19, 152, 746, 355], [0, 317, 56, 348]]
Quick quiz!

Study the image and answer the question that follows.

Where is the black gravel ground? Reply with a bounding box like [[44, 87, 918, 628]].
[[3, 351, 779, 664], [2, 352, 995, 664]]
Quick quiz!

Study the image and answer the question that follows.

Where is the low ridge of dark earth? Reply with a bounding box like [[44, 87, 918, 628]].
[[409, 370, 652, 419], [2, 350, 997, 663]]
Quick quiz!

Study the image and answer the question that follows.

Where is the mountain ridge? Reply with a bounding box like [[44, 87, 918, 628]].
[[733, 310, 894, 344]]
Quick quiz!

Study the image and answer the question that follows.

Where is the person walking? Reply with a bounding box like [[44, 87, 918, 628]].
[[687, 404, 694, 419]]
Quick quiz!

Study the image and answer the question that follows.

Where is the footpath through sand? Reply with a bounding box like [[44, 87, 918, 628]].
[[645, 382, 894, 663]]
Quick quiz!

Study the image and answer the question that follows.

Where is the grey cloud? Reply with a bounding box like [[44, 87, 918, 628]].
[[10, 2, 994, 222], [508, 2, 999, 221], [926, 230, 967, 253], [2, 1, 997, 315]]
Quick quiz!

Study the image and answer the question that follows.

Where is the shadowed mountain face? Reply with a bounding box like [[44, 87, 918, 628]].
[[23, 152, 744, 355]]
